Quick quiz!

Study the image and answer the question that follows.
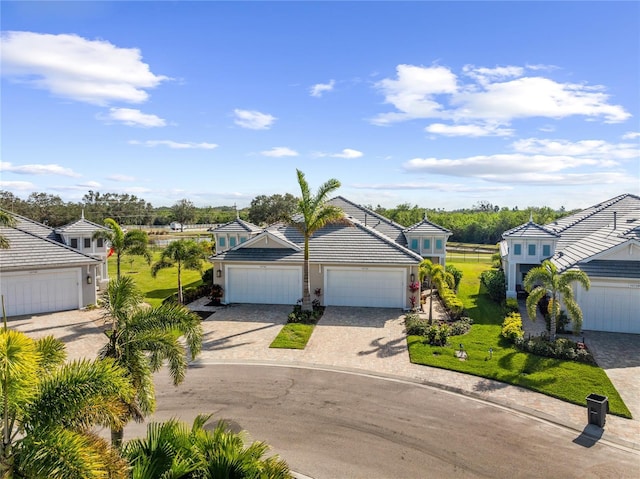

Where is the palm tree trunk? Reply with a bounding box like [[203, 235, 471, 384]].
[[549, 293, 557, 342], [111, 427, 124, 449], [177, 263, 183, 304], [116, 252, 121, 279], [302, 236, 312, 311], [429, 288, 433, 322]]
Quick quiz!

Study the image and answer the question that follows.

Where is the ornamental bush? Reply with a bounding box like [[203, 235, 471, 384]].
[[505, 297, 519, 314], [501, 312, 524, 341], [512, 336, 596, 365], [479, 269, 506, 303], [445, 264, 463, 290]]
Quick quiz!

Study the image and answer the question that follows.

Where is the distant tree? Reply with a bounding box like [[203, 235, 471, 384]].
[[0, 210, 16, 249], [293, 170, 343, 312], [151, 239, 206, 304], [83, 190, 153, 225], [248, 193, 298, 225], [524, 260, 591, 341], [92, 218, 152, 279], [171, 199, 196, 231]]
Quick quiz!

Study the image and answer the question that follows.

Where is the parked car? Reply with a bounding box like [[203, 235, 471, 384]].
[[169, 222, 182, 231]]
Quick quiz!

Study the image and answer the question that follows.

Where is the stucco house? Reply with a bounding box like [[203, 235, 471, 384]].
[[0, 209, 110, 317], [500, 193, 640, 334], [210, 197, 450, 309]]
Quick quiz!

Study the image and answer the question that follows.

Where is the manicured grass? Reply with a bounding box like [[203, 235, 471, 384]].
[[108, 249, 211, 307], [270, 323, 315, 349], [407, 261, 632, 418]]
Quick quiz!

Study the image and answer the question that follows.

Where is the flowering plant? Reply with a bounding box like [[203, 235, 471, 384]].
[[409, 281, 420, 292], [409, 296, 417, 309]]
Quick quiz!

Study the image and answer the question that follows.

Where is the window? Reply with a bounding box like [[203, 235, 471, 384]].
[[229, 237, 237, 247], [528, 244, 536, 256], [70, 238, 78, 249], [542, 244, 551, 257], [423, 239, 431, 250], [410, 238, 418, 250], [97, 238, 104, 248], [84, 238, 91, 248], [513, 243, 522, 255], [218, 237, 226, 248], [240, 236, 247, 243], [435, 239, 443, 251]]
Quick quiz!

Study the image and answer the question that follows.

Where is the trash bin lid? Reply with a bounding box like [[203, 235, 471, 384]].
[[586, 393, 608, 402]]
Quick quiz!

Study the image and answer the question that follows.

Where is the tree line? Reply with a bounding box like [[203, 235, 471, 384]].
[[0, 190, 571, 245]]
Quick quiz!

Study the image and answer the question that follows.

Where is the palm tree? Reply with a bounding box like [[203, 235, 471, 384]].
[[524, 260, 591, 341], [92, 218, 152, 279], [419, 259, 454, 321], [0, 210, 16, 249], [101, 276, 203, 448], [123, 414, 292, 479], [0, 329, 133, 479], [293, 169, 343, 311], [150, 239, 206, 304]]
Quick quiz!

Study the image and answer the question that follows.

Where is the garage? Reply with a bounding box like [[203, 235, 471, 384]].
[[325, 267, 406, 308], [1, 269, 81, 317], [226, 265, 302, 305], [580, 282, 640, 334]]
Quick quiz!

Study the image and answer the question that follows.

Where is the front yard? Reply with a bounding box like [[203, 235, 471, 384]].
[[407, 261, 632, 418]]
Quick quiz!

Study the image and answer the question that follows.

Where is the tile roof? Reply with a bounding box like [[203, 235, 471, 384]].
[[502, 221, 559, 239], [0, 208, 60, 242], [210, 217, 263, 234], [327, 196, 408, 246], [213, 217, 423, 265], [55, 214, 110, 235], [403, 217, 452, 236], [1, 215, 101, 271], [573, 260, 640, 279]]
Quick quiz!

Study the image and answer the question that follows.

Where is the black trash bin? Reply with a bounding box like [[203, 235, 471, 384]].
[[586, 393, 608, 427]]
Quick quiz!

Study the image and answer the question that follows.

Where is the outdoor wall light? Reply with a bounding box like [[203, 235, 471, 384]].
[[87, 275, 92, 285], [216, 269, 222, 278], [410, 273, 415, 282]]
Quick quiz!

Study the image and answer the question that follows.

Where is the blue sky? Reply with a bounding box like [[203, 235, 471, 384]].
[[1, 1, 639, 211]]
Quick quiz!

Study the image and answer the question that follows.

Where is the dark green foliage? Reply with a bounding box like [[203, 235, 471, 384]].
[[405, 314, 472, 344], [288, 303, 324, 324], [479, 269, 506, 302], [449, 316, 473, 336], [201, 268, 214, 285], [545, 310, 571, 334], [445, 264, 463, 290], [248, 193, 299, 225], [505, 297, 520, 314], [163, 284, 210, 305], [404, 313, 430, 336], [513, 337, 596, 365]]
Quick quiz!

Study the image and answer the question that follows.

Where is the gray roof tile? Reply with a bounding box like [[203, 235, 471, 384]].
[[573, 260, 640, 279], [210, 218, 262, 234], [404, 217, 451, 236], [55, 216, 110, 235], [502, 221, 560, 239]]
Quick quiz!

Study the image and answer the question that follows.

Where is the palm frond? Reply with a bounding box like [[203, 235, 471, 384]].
[[35, 335, 67, 372], [525, 287, 546, 321]]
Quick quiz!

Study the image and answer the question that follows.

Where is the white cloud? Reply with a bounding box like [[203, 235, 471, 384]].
[[371, 63, 631, 132], [0, 31, 168, 105], [425, 123, 513, 137], [331, 148, 363, 159], [351, 182, 512, 192], [622, 131, 640, 140], [0, 180, 36, 190], [512, 138, 638, 161], [310, 79, 335, 97], [260, 147, 298, 157], [105, 108, 166, 127], [107, 174, 135, 182], [129, 140, 218, 149], [233, 109, 276, 130], [0, 161, 81, 177]]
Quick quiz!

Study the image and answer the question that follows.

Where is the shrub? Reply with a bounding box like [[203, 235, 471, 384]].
[[405, 313, 431, 336], [449, 316, 473, 336], [201, 268, 214, 285], [544, 309, 570, 334], [479, 269, 506, 303], [505, 297, 519, 314], [162, 284, 210, 305], [512, 336, 596, 365], [288, 304, 324, 324], [501, 312, 524, 341], [445, 264, 463, 290], [439, 287, 464, 320]]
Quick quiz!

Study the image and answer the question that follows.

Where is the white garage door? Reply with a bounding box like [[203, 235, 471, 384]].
[[1, 269, 80, 317], [580, 283, 640, 334], [325, 268, 405, 308], [226, 266, 301, 305]]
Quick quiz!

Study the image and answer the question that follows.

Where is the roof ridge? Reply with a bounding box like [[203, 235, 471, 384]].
[[549, 193, 637, 233], [346, 215, 423, 261], [403, 217, 451, 234], [0, 207, 55, 234], [331, 196, 405, 231], [502, 220, 559, 238]]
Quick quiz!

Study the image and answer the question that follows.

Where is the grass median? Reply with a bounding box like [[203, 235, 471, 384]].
[[270, 323, 315, 349]]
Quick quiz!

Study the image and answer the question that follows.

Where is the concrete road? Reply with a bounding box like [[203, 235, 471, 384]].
[[126, 364, 639, 479]]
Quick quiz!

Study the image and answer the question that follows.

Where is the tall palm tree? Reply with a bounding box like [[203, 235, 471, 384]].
[[293, 169, 343, 311], [524, 260, 591, 341], [150, 239, 206, 304], [123, 414, 292, 479], [92, 218, 152, 279], [419, 259, 454, 321], [0, 329, 133, 479], [0, 210, 16, 249], [101, 276, 203, 448]]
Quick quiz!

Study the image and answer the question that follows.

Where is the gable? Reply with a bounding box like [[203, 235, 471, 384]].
[[589, 241, 640, 261]]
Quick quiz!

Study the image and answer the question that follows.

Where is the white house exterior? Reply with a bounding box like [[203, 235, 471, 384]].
[[500, 194, 640, 334]]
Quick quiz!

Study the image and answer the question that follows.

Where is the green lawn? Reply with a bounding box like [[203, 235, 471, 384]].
[[108, 249, 211, 307], [270, 323, 316, 349], [407, 261, 632, 418]]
